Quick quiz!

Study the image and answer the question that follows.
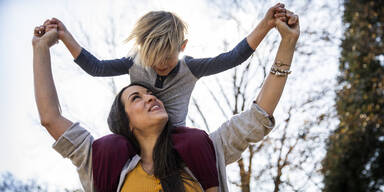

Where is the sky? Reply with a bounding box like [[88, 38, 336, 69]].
[[0, 0, 342, 191]]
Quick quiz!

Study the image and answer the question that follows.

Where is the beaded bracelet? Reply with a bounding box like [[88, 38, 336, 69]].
[[270, 66, 292, 76]]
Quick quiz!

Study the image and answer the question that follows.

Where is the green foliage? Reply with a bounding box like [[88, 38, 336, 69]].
[[322, 0, 384, 191], [0, 172, 47, 192], [0, 172, 82, 192]]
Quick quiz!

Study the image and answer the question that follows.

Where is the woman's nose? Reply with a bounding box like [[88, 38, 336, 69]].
[[145, 94, 156, 103]]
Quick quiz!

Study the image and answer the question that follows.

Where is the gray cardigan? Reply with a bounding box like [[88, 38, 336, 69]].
[[53, 103, 275, 192]]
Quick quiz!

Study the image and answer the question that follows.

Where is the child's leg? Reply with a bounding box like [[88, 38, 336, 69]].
[[92, 134, 138, 191], [172, 127, 219, 190]]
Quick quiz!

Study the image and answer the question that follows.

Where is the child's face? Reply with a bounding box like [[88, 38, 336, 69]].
[[153, 52, 179, 76]]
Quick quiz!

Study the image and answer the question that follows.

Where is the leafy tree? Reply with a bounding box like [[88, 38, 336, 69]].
[[0, 172, 47, 192], [0, 172, 82, 192], [322, 0, 384, 191]]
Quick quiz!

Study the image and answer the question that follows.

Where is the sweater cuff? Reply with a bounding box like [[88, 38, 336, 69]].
[[237, 38, 255, 59], [52, 122, 90, 158], [74, 48, 88, 64], [252, 101, 275, 130]]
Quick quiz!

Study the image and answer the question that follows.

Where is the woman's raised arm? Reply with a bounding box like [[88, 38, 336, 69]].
[[33, 25, 72, 140], [255, 11, 300, 115]]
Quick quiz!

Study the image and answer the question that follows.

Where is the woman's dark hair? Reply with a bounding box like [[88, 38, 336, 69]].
[[108, 82, 185, 192]]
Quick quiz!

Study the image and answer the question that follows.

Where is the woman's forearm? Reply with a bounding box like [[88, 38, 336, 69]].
[[255, 38, 297, 115], [33, 44, 71, 140]]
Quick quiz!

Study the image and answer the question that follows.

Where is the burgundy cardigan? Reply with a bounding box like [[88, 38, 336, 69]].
[[92, 127, 219, 192]]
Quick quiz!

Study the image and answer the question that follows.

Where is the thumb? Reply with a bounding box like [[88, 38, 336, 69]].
[[275, 19, 286, 28]]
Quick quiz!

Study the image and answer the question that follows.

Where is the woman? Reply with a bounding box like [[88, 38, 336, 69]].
[[32, 9, 299, 192]]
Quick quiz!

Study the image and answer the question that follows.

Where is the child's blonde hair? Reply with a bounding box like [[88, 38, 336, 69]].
[[125, 11, 187, 68]]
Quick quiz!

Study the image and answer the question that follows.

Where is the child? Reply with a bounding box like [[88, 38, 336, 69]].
[[44, 3, 287, 191]]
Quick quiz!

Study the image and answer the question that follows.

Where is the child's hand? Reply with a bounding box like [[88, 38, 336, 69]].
[[263, 3, 287, 30], [44, 18, 69, 40]]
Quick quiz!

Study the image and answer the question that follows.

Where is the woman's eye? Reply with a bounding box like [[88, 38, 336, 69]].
[[132, 95, 140, 101]]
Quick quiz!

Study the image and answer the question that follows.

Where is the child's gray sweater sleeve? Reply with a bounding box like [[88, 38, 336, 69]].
[[185, 38, 254, 78], [74, 48, 133, 77]]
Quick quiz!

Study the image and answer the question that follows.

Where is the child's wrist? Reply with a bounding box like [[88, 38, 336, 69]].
[[59, 31, 72, 41], [260, 18, 274, 31]]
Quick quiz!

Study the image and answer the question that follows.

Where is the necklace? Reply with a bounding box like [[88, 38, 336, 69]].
[[141, 162, 154, 175]]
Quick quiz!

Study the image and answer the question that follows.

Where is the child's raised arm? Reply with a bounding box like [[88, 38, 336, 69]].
[[246, 3, 287, 50], [46, 18, 133, 77], [185, 3, 288, 79]]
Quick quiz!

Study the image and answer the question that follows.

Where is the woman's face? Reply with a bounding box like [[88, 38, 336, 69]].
[[121, 85, 168, 134]]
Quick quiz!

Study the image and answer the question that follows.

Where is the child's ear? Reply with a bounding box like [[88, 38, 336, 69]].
[[180, 39, 188, 52]]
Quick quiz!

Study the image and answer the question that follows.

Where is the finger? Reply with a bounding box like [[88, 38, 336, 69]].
[[46, 24, 58, 28], [43, 19, 50, 26], [34, 27, 40, 36], [275, 18, 286, 28], [49, 19, 59, 25], [276, 7, 286, 13], [45, 24, 58, 32], [274, 8, 286, 15], [50, 17, 61, 24], [278, 16, 287, 22], [275, 2, 285, 8], [271, 2, 283, 12], [293, 16, 300, 29], [34, 27, 44, 37], [38, 25, 45, 33], [274, 13, 286, 18], [286, 9, 293, 15], [46, 26, 57, 31], [289, 14, 298, 25]]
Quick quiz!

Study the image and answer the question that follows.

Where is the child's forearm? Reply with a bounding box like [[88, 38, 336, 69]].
[[61, 31, 82, 59], [255, 37, 296, 115], [246, 19, 272, 50]]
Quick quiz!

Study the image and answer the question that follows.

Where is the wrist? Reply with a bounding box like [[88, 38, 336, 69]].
[[260, 18, 274, 32], [281, 37, 298, 47], [33, 41, 50, 50], [60, 31, 72, 42]]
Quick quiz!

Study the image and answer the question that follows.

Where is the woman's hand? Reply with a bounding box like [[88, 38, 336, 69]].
[[275, 10, 300, 41], [32, 24, 58, 48]]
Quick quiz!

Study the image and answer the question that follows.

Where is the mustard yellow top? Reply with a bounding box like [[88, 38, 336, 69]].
[[121, 162, 203, 192]]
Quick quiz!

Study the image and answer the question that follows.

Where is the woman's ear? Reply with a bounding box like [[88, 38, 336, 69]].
[[129, 124, 134, 132], [180, 39, 188, 52]]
